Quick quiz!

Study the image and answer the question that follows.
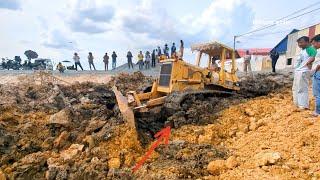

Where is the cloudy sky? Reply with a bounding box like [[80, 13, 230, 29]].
[[0, 0, 320, 69]]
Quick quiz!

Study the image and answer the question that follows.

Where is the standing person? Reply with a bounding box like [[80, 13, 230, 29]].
[[127, 51, 134, 69], [73, 53, 83, 71], [88, 52, 96, 70], [243, 50, 252, 76], [179, 40, 184, 59], [103, 53, 109, 71], [164, 44, 169, 58], [270, 49, 279, 73], [292, 36, 317, 110], [151, 50, 156, 67], [112, 51, 117, 69], [145, 51, 151, 69], [311, 34, 320, 116], [157, 46, 162, 56], [171, 43, 176, 57], [138, 51, 144, 70], [157, 46, 162, 62]]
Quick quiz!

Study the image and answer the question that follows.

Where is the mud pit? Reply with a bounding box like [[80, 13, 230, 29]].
[[2, 71, 318, 179]]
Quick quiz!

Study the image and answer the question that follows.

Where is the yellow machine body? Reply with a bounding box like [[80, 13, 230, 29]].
[[125, 41, 240, 111]]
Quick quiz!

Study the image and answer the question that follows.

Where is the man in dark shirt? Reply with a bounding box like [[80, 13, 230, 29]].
[[127, 51, 134, 69], [112, 52, 117, 69], [270, 49, 279, 73]]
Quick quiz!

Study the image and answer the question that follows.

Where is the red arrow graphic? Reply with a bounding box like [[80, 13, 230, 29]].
[[132, 126, 171, 173]]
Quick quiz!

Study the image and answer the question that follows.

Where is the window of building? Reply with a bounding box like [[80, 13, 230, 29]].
[[287, 58, 292, 65]]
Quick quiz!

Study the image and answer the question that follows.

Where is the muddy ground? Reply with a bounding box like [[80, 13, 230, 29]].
[[0, 71, 319, 179]]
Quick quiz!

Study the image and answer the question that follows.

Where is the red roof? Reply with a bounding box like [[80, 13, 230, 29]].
[[236, 48, 272, 57]]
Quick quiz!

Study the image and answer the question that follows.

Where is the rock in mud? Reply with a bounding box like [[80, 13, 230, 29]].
[[47, 109, 73, 127], [225, 156, 238, 169], [53, 131, 70, 149], [254, 150, 281, 167], [11, 152, 51, 179], [42, 137, 55, 150], [207, 160, 226, 175], [245, 108, 255, 117], [249, 121, 258, 131], [238, 123, 249, 133], [108, 158, 121, 169], [85, 119, 107, 134], [0, 170, 7, 180], [45, 165, 69, 180], [60, 144, 84, 161], [82, 135, 95, 150]]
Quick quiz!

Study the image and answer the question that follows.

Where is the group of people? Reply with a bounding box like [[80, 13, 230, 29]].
[[242, 49, 280, 76], [62, 40, 184, 72], [133, 40, 184, 70], [71, 52, 118, 71], [292, 35, 320, 117], [239, 35, 320, 116]]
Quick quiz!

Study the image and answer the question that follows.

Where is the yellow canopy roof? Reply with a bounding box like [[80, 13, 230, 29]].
[[191, 41, 234, 57]]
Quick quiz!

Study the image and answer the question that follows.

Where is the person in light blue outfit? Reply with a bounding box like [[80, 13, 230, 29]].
[[311, 34, 320, 116]]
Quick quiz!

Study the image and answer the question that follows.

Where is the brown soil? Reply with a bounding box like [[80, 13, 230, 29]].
[[1, 71, 319, 180]]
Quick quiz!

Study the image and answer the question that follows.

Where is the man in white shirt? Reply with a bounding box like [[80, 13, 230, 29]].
[[73, 52, 83, 71], [292, 36, 317, 110], [311, 34, 320, 116]]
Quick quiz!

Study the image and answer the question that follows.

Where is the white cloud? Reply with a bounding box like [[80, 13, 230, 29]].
[[67, 1, 115, 34], [105, 0, 254, 50], [42, 29, 76, 50]]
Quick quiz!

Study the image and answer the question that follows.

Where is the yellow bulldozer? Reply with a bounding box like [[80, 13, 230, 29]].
[[113, 41, 240, 129]]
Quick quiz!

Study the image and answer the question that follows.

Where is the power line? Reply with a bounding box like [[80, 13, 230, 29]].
[[230, 20, 320, 49], [236, 2, 320, 37], [275, 1, 320, 22], [285, 7, 320, 22], [241, 18, 320, 40]]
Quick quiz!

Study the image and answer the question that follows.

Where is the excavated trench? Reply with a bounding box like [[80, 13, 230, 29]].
[[134, 73, 293, 146]]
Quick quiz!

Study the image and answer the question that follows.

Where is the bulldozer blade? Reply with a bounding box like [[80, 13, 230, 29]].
[[112, 86, 136, 129]]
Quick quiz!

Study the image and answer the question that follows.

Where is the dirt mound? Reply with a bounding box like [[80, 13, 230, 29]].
[[170, 87, 320, 179], [0, 73, 149, 179], [3, 71, 317, 179], [109, 71, 154, 94], [238, 72, 293, 98]]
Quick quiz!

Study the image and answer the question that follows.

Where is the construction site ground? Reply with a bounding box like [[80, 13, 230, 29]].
[[1, 70, 320, 180]]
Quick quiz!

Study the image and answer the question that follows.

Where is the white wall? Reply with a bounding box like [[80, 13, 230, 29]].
[[233, 55, 271, 72]]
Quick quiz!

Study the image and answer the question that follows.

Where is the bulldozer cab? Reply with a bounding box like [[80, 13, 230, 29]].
[[191, 41, 240, 90], [191, 41, 237, 71]]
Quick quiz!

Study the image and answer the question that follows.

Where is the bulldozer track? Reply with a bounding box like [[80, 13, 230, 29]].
[[163, 89, 234, 117]]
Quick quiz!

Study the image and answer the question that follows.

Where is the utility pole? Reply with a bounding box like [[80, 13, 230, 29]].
[[233, 35, 237, 51]]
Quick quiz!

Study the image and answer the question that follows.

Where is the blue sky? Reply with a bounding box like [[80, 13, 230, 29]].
[[0, 0, 320, 69]]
